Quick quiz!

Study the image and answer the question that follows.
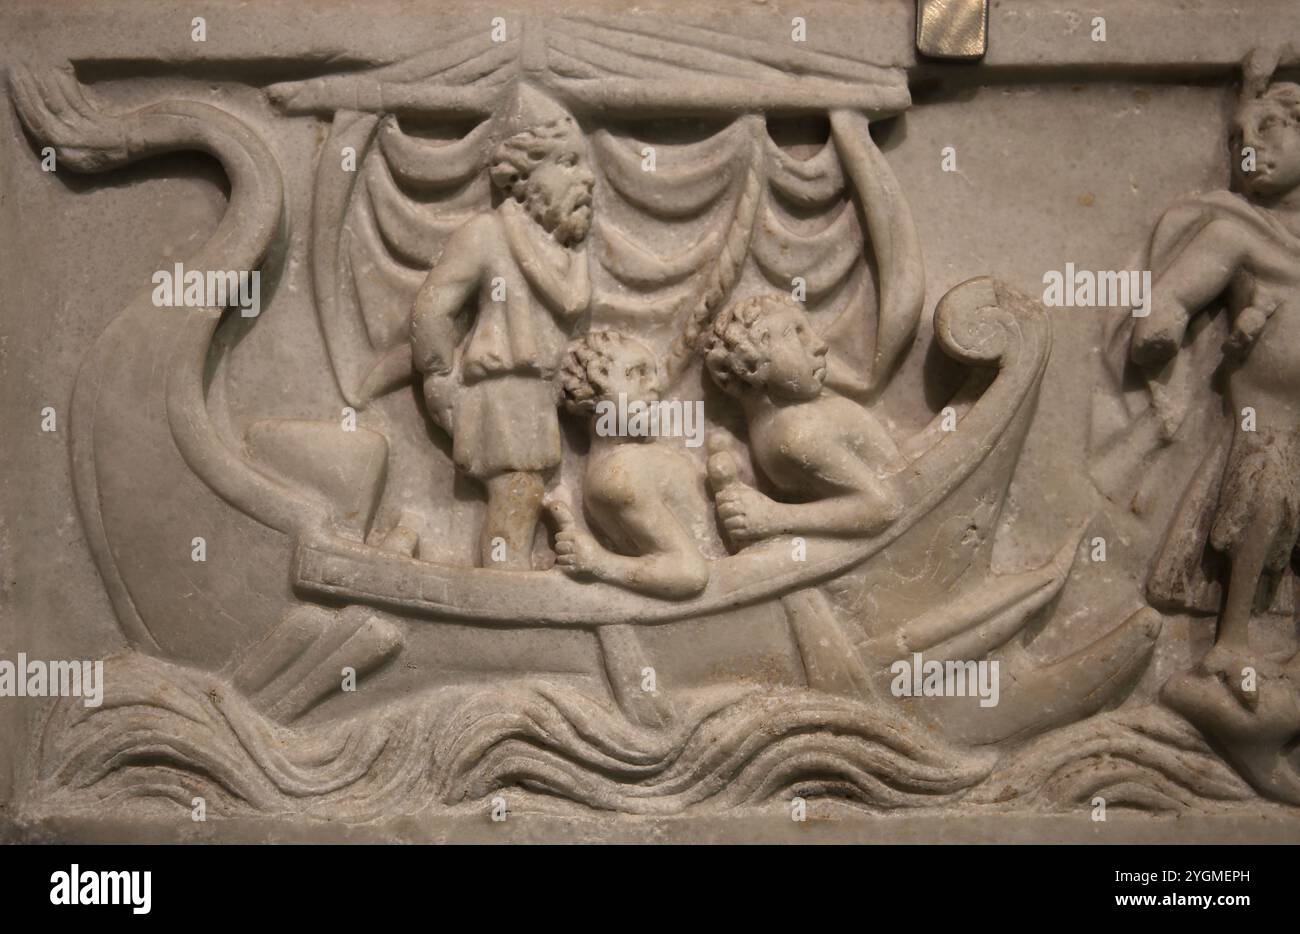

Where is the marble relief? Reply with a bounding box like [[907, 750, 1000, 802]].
[[3, 2, 1300, 841]]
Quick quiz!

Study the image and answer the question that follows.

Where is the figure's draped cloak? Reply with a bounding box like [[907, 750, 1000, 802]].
[[1102, 191, 1300, 613]]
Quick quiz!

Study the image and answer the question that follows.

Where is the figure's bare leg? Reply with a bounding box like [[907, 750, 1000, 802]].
[[480, 471, 545, 569], [1217, 500, 1278, 653], [1205, 500, 1279, 710]]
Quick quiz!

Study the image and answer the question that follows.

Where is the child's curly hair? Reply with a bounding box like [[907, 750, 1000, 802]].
[[703, 293, 799, 395], [559, 330, 653, 415]]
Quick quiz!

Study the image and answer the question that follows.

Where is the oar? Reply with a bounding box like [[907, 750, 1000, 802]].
[[547, 500, 674, 729]]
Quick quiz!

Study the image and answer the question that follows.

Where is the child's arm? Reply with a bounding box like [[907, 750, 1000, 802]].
[[547, 499, 709, 600], [709, 442, 899, 542]]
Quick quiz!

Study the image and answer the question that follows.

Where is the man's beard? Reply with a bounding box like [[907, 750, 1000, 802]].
[[524, 184, 592, 247]]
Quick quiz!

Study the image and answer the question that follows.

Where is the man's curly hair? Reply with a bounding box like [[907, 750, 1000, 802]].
[[489, 116, 579, 200], [559, 330, 653, 416], [703, 293, 797, 395]]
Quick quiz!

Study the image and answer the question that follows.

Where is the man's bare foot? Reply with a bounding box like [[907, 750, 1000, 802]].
[[379, 524, 419, 557], [1201, 643, 1262, 711], [1163, 647, 1300, 805]]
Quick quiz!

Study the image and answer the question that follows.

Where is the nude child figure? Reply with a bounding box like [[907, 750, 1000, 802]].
[[701, 293, 905, 544], [547, 330, 711, 599]]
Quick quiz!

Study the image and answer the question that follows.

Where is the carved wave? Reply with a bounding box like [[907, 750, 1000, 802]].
[[967, 706, 1258, 813], [32, 654, 1274, 821], [34, 652, 992, 819]]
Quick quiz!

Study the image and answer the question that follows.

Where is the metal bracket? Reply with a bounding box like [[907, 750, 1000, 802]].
[[916, 0, 989, 61]]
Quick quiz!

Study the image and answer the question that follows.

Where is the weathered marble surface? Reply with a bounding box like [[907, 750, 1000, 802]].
[[3, 0, 1300, 843]]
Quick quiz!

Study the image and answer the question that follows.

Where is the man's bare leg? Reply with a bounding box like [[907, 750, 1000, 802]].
[[480, 471, 545, 569], [1217, 500, 1279, 653], [1205, 500, 1279, 708]]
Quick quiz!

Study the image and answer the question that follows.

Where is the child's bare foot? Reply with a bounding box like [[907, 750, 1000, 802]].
[[714, 483, 779, 544], [708, 437, 778, 544], [546, 500, 602, 578]]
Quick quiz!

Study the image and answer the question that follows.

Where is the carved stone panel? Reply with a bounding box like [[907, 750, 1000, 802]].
[[3, 0, 1300, 844]]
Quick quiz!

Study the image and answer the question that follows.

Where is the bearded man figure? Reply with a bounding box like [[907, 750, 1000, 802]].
[[410, 86, 594, 569]]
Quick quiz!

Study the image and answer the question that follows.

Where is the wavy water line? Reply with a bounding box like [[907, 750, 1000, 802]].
[[32, 654, 1278, 822], [35, 653, 993, 820], [967, 706, 1258, 813]]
